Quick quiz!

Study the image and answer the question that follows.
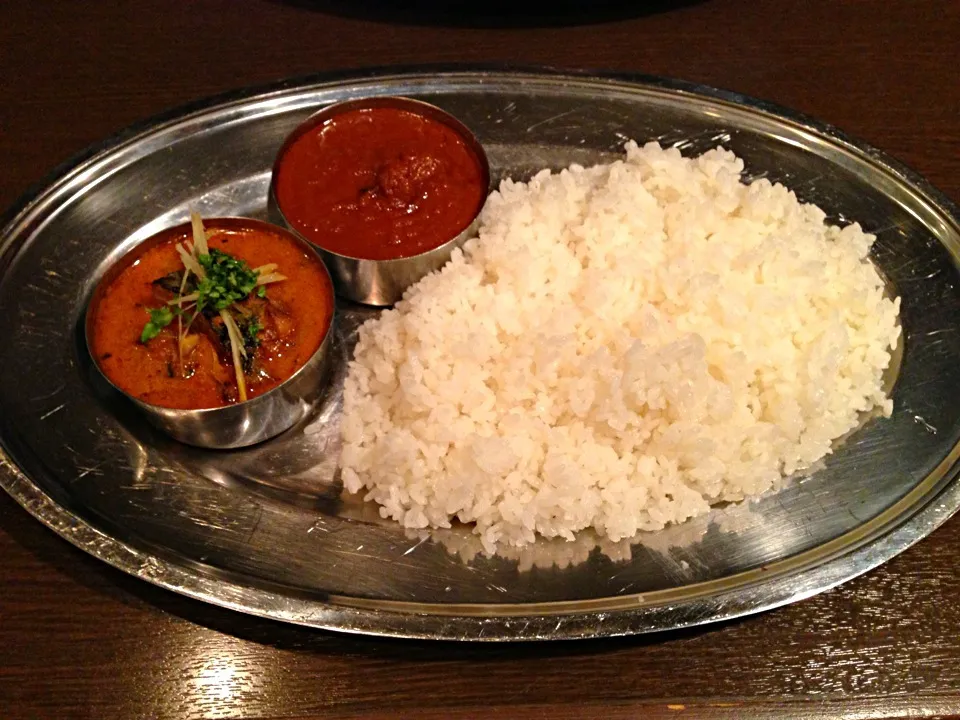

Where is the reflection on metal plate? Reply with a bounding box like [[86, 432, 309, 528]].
[[1, 68, 960, 640]]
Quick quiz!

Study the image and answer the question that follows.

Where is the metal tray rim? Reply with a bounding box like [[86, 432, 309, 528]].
[[3, 65, 960, 641]]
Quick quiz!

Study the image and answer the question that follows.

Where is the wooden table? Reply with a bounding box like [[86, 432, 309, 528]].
[[2, 1, 959, 718]]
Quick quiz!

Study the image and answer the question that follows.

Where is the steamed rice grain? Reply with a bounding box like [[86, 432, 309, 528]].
[[339, 141, 901, 551]]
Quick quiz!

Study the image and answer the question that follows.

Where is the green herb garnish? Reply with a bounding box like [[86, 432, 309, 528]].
[[244, 317, 264, 348], [196, 249, 259, 311], [140, 306, 174, 343], [139, 249, 262, 343]]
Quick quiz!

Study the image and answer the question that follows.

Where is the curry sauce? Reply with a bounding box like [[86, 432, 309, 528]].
[[90, 220, 333, 410]]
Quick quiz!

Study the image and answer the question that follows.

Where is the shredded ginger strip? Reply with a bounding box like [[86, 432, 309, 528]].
[[256, 273, 287, 285], [169, 292, 199, 305], [176, 243, 205, 279], [219, 309, 248, 402], [190, 211, 209, 256]]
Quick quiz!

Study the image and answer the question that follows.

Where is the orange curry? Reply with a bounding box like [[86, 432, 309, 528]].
[[90, 220, 333, 410]]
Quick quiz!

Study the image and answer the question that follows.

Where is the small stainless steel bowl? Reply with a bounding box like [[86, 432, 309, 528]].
[[268, 96, 491, 306], [85, 217, 336, 449]]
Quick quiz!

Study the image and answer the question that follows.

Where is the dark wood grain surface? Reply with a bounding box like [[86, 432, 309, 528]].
[[2, 1, 959, 718]]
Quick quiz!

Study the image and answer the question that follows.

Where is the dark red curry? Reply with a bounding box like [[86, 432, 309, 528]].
[[273, 107, 487, 261]]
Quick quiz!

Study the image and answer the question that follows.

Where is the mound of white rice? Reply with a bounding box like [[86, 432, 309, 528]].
[[340, 141, 901, 551]]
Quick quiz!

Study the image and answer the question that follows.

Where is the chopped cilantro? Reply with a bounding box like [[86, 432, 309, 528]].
[[196, 249, 260, 312], [139, 248, 263, 344], [244, 317, 264, 348], [140, 306, 174, 343]]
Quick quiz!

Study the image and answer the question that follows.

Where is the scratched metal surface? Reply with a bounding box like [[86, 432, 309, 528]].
[[1, 69, 960, 640]]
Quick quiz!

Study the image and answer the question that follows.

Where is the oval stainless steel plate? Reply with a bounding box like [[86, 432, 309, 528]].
[[2, 68, 960, 641]]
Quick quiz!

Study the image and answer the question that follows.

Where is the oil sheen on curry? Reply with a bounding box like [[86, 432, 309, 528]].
[[274, 106, 487, 260], [90, 217, 333, 410]]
